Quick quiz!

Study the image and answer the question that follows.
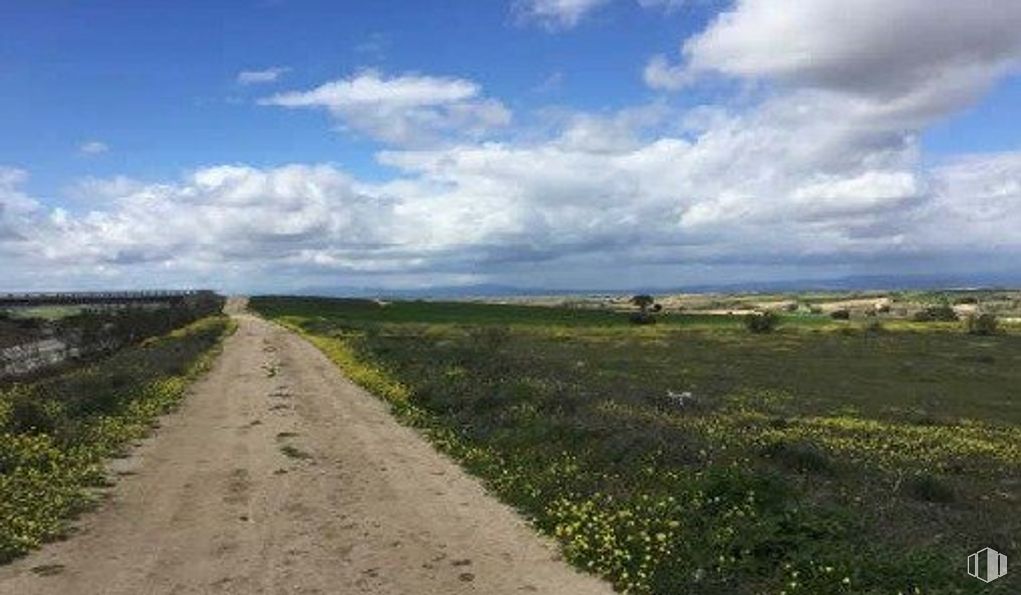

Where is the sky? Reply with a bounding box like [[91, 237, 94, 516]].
[[2, 0, 1021, 293]]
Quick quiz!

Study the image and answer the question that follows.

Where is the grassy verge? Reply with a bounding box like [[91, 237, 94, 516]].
[[0, 315, 234, 562], [252, 297, 1019, 594]]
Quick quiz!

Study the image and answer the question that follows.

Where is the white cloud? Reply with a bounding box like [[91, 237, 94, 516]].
[[6, 3, 1021, 290], [79, 141, 109, 155], [649, 0, 1021, 123], [6, 165, 401, 275], [516, 0, 611, 29], [0, 167, 41, 243], [260, 71, 511, 146], [643, 54, 693, 91], [636, 0, 686, 11], [919, 153, 1021, 252], [4, 121, 1021, 291], [237, 66, 290, 85]]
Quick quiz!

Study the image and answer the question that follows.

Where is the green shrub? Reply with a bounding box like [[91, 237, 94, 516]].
[[906, 473, 955, 503], [760, 439, 834, 475], [744, 312, 779, 333], [628, 295, 659, 325], [964, 313, 998, 335], [629, 312, 656, 325], [912, 305, 957, 322]]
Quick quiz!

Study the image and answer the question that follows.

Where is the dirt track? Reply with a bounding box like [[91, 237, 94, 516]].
[[0, 305, 611, 594]]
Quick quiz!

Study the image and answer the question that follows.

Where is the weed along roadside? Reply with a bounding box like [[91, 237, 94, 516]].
[[250, 296, 1021, 594], [0, 315, 235, 562]]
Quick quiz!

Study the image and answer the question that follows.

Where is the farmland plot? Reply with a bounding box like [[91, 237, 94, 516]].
[[251, 296, 1020, 594]]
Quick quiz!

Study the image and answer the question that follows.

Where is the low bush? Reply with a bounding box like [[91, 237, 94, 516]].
[[760, 439, 834, 475], [629, 312, 656, 325], [906, 473, 955, 503], [912, 305, 958, 322], [830, 309, 850, 320], [964, 313, 999, 336], [744, 312, 779, 334]]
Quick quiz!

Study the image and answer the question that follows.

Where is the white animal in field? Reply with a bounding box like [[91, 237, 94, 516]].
[[666, 389, 695, 407]]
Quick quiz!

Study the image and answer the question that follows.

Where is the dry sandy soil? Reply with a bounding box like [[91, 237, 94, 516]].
[[0, 303, 611, 595]]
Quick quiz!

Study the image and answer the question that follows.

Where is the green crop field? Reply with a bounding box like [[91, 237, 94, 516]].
[[251, 296, 1020, 594]]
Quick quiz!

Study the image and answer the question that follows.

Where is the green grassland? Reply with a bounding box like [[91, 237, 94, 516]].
[[251, 296, 1020, 594], [1, 306, 85, 321], [0, 315, 233, 562]]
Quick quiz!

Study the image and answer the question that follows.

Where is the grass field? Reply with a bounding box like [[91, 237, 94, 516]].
[[0, 315, 233, 562], [251, 296, 1019, 593], [1, 306, 85, 321]]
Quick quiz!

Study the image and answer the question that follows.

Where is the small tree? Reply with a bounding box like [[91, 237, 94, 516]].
[[630, 294, 655, 314], [629, 294, 658, 325], [745, 311, 779, 334]]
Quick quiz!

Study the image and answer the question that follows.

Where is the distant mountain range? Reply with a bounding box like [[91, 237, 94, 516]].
[[292, 272, 1021, 300]]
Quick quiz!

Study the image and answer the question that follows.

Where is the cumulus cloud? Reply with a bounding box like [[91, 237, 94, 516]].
[[78, 141, 109, 155], [4, 124, 1021, 291], [34, 165, 396, 268], [649, 0, 1021, 122], [237, 66, 290, 85], [260, 71, 511, 146]]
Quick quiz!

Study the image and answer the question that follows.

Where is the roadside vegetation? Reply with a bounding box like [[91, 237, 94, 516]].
[[252, 296, 1020, 594], [0, 315, 233, 562]]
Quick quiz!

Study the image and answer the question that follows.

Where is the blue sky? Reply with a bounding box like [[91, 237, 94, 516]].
[[2, 1, 716, 196], [2, 0, 1021, 292]]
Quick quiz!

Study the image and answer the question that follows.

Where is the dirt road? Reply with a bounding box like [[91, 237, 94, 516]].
[[0, 308, 612, 594]]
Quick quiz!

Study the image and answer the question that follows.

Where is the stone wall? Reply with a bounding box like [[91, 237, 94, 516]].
[[0, 338, 82, 378]]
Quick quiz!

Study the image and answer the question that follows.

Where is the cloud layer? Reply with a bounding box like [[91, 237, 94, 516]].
[[4, 121, 1020, 290]]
